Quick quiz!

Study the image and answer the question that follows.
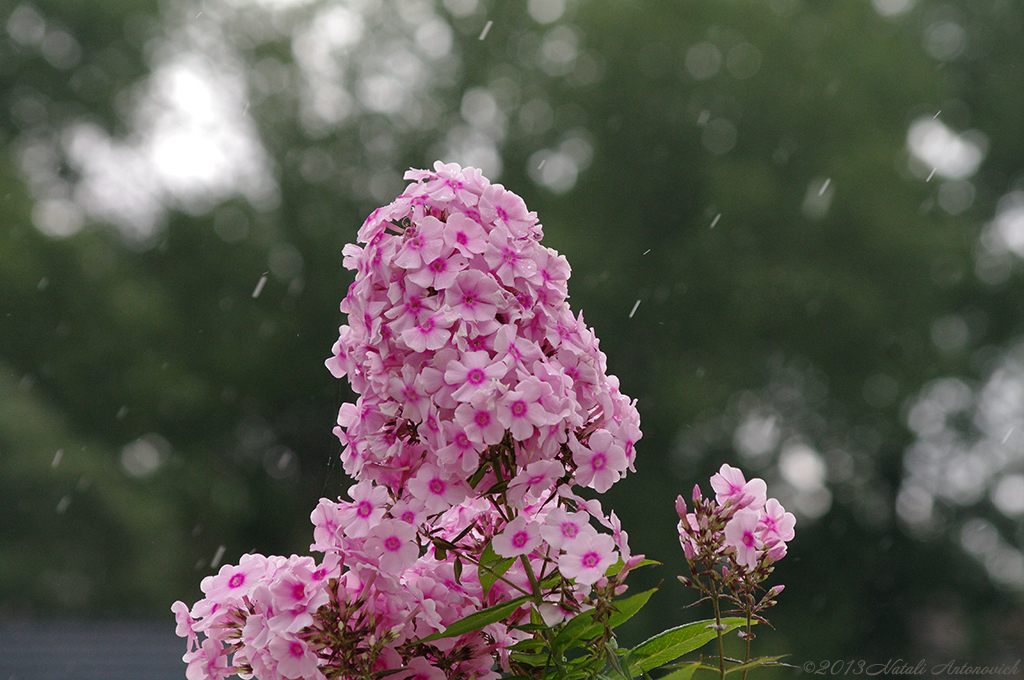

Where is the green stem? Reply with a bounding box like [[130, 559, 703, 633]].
[[520, 553, 542, 600], [712, 591, 725, 680], [741, 608, 752, 680]]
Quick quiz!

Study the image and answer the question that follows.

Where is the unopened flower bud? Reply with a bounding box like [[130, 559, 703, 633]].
[[675, 494, 688, 518]]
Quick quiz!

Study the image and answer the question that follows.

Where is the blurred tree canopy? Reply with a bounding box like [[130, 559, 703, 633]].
[[2, 0, 1023, 667]]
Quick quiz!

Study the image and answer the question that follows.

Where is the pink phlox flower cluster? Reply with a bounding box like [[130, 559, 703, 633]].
[[174, 553, 338, 680], [326, 161, 641, 502], [677, 464, 796, 576], [175, 164, 645, 680]]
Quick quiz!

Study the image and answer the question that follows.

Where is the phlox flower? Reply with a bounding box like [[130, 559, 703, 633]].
[[758, 498, 796, 544], [365, 519, 419, 573], [570, 430, 628, 493], [340, 481, 390, 538], [400, 311, 454, 353], [497, 376, 554, 441], [559, 532, 617, 585], [394, 215, 445, 270], [724, 508, 763, 570], [407, 464, 468, 513], [407, 250, 467, 291], [400, 656, 448, 680], [445, 269, 500, 325], [444, 350, 509, 402], [507, 460, 564, 506], [184, 637, 231, 680], [435, 421, 482, 473], [200, 553, 269, 605], [484, 227, 539, 287], [710, 463, 767, 511], [540, 507, 593, 550], [268, 633, 322, 680], [478, 183, 536, 238], [455, 393, 505, 446], [172, 600, 198, 653], [443, 212, 488, 256], [309, 498, 342, 551], [492, 516, 542, 558], [388, 365, 432, 422], [390, 497, 428, 526]]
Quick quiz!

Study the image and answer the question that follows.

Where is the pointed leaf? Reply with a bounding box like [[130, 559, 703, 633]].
[[418, 595, 530, 642], [478, 541, 516, 600], [626, 617, 749, 674], [723, 655, 788, 675], [658, 662, 709, 680]]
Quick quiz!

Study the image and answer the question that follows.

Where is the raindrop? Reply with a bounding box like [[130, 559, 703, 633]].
[[710, 213, 721, 228], [51, 449, 63, 468], [478, 20, 493, 41], [252, 273, 268, 298], [628, 299, 641, 318], [56, 496, 71, 514], [210, 544, 227, 570], [802, 177, 834, 219]]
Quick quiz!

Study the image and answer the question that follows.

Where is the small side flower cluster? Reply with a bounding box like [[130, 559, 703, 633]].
[[173, 163, 643, 680], [676, 463, 795, 659]]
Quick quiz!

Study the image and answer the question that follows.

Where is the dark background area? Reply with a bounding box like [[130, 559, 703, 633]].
[[2, 0, 1023, 674]]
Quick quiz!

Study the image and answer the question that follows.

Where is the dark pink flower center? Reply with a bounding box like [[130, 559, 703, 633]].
[[467, 368, 486, 384], [511, 400, 527, 417], [385, 536, 401, 551], [512, 532, 529, 548], [582, 552, 600, 568], [429, 479, 445, 494], [357, 500, 374, 518]]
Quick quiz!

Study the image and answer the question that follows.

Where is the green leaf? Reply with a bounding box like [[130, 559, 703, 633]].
[[553, 586, 658, 656], [657, 662, 709, 680], [418, 595, 530, 642], [478, 541, 516, 600], [626, 617, 749, 674], [608, 586, 657, 628], [722, 655, 788, 675]]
